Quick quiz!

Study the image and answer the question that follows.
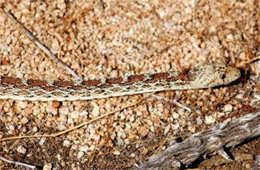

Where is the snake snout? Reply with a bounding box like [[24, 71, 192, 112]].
[[196, 65, 241, 88]]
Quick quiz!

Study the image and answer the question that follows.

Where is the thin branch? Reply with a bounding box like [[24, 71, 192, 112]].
[[0, 98, 144, 142], [2, 8, 82, 80], [0, 156, 36, 169], [151, 94, 191, 112]]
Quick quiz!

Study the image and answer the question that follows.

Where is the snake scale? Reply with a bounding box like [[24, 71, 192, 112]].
[[0, 64, 241, 101]]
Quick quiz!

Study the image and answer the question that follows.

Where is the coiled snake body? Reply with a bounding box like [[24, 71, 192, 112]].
[[0, 64, 241, 101]]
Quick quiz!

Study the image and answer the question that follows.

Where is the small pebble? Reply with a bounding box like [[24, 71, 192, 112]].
[[71, 111, 79, 119], [77, 151, 84, 158], [52, 101, 61, 108], [63, 140, 71, 147], [224, 104, 233, 112], [80, 145, 89, 152], [129, 115, 135, 122], [131, 153, 135, 157], [46, 105, 57, 115], [57, 154, 61, 161], [138, 126, 149, 137], [59, 106, 69, 115], [17, 101, 28, 109], [91, 102, 100, 117], [17, 145, 26, 154], [172, 112, 179, 119], [57, 124, 67, 131], [9, 125, 15, 131], [20, 117, 28, 124], [43, 163, 52, 170], [32, 126, 38, 132], [113, 150, 120, 155], [39, 137, 46, 145], [245, 163, 251, 169], [205, 115, 216, 124]]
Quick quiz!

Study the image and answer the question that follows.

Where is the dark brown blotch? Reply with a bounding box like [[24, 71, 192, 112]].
[[82, 79, 101, 86], [121, 74, 145, 85], [167, 69, 192, 82], [106, 77, 123, 84], [168, 74, 189, 82], [53, 80, 74, 87], [145, 72, 169, 83], [27, 79, 48, 87], [1, 76, 22, 85]]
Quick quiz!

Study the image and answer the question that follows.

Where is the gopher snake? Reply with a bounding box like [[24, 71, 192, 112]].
[[0, 64, 240, 101]]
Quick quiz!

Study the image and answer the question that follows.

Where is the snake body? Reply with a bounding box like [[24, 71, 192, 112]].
[[0, 64, 240, 101]]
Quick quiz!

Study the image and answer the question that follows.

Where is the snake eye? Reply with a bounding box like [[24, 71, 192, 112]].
[[220, 74, 226, 79]]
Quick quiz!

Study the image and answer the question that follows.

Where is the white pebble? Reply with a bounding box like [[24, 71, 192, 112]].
[[172, 112, 179, 119], [80, 145, 89, 152], [131, 153, 135, 157], [59, 106, 69, 115], [113, 150, 120, 155], [80, 110, 88, 116], [178, 108, 185, 115], [32, 126, 38, 132], [136, 111, 142, 116], [120, 114, 126, 120], [17, 101, 28, 109], [227, 34, 234, 40], [129, 115, 135, 122], [56, 154, 61, 161], [9, 125, 15, 131], [71, 111, 79, 119], [77, 151, 84, 158], [172, 123, 180, 130], [235, 94, 243, 99], [46, 105, 57, 115], [57, 124, 67, 131], [39, 137, 46, 145], [205, 115, 216, 124], [43, 163, 52, 170], [196, 117, 203, 124], [71, 145, 77, 150], [224, 104, 233, 112], [63, 140, 71, 147], [57, 0, 66, 10], [91, 102, 100, 117], [67, 118, 74, 124], [17, 145, 26, 154]]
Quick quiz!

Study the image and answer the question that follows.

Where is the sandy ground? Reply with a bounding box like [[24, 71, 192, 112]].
[[0, 0, 259, 169]]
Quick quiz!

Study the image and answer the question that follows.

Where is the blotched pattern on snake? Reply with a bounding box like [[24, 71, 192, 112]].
[[0, 64, 241, 101]]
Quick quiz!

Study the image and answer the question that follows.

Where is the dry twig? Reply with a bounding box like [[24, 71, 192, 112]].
[[0, 156, 36, 169], [0, 99, 144, 142], [2, 8, 82, 80]]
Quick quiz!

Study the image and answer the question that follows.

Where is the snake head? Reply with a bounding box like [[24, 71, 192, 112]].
[[189, 64, 241, 88]]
